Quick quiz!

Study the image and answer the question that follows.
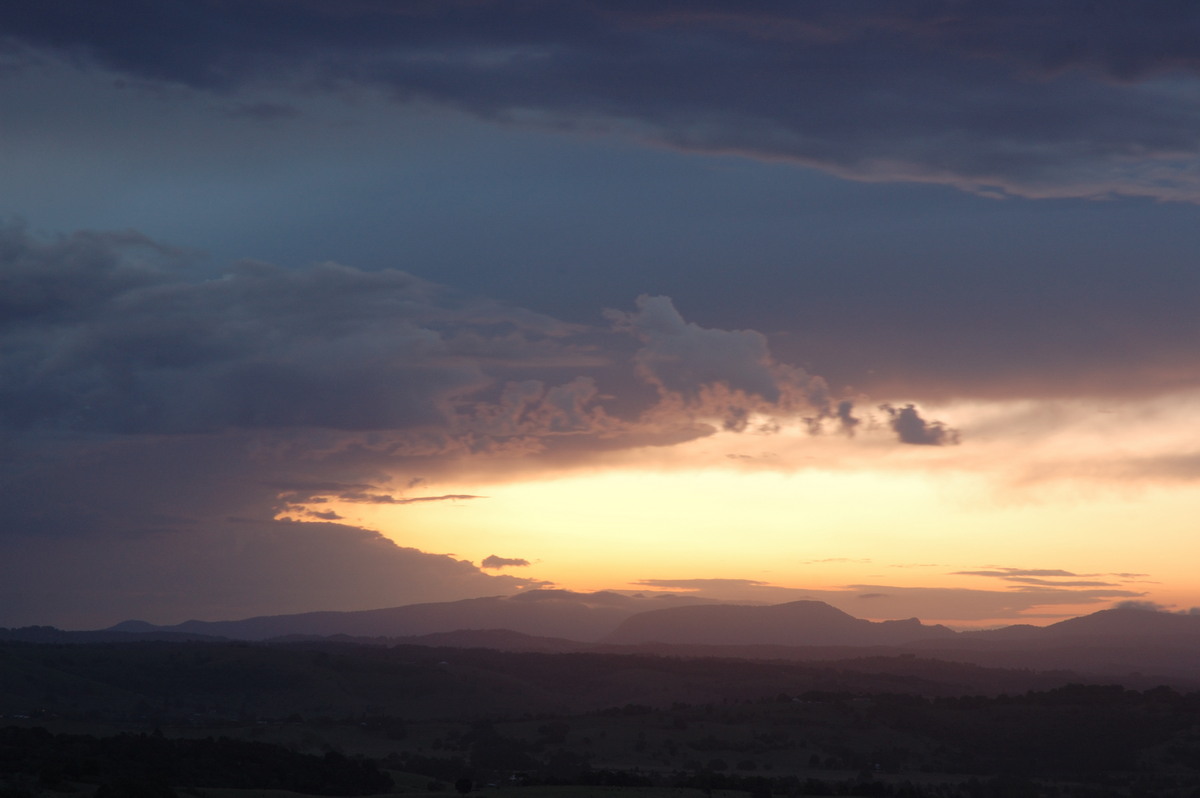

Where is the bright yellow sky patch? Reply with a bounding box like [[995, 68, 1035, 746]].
[[280, 395, 1200, 625], [334, 464, 1198, 613]]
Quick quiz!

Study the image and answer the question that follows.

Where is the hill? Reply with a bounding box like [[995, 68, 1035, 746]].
[[602, 600, 956, 646], [6, 638, 1200, 797], [23, 596, 1195, 686], [104, 590, 714, 642]]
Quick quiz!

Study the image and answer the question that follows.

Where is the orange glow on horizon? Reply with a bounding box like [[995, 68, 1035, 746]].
[[274, 395, 1200, 626]]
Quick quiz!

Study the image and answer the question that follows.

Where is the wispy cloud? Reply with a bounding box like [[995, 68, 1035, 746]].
[[952, 567, 1148, 589], [633, 577, 1146, 624], [481, 555, 531, 570]]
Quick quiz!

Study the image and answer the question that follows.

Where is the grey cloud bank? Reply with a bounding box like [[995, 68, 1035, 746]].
[[0, 223, 919, 448], [3, 2, 1200, 628], [4, 3, 1200, 405], [5, 1, 1200, 200], [0, 224, 947, 627]]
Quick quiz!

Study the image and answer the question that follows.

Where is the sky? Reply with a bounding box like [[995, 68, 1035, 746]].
[[3, 1, 1200, 630]]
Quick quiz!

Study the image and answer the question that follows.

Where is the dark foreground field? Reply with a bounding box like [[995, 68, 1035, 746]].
[[4, 639, 1200, 797]]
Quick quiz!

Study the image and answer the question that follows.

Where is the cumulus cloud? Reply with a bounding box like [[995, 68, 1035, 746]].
[[3, 237, 461, 434], [0, 224, 959, 626], [1108, 600, 1200, 615], [4, 2, 1200, 200], [835, 400, 861, 437], [0, 223, 617, 440], [481, 555, 531, 569], [0, 225, 574, 625], [882, 404, 960, 446], [608, 295, 842, 431], [455, 376, 617, 439], [604, 296, 956, 445], [610, 295, 784, 403], [0, 224, 946, 456]]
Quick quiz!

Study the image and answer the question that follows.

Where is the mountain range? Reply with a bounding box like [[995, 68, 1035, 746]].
[[7, 591, 1200, 685], [108, 589, 712, 642]]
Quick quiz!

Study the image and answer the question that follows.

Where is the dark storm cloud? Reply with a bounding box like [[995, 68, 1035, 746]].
[[0, 420, 543, 628], [4, 1, 1200, 199], [0, 222, 586, 435], [0, 224, 575, 626], [223, 101, 302, 121], [0, 516, 540, 630], [9, 3, 1200, 407], [2, 224, 938, 453], [0, 224, 953, 626]]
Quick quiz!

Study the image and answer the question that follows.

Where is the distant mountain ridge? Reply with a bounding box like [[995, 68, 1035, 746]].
[[601, 600, 957, 647], [94, 594, 1200, 651], [101, 594, 959, 647], [107, 590, 716, 643], [932, 607, 1200, 647], [0, 625, 223, 644], [6, 595, 1200, 684]]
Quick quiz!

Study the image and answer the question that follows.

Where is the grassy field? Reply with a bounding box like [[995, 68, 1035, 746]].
[[7, 641, 1200, 797]]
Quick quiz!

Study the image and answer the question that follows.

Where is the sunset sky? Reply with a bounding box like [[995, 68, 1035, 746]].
[[3, 1, 1200, 630]]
